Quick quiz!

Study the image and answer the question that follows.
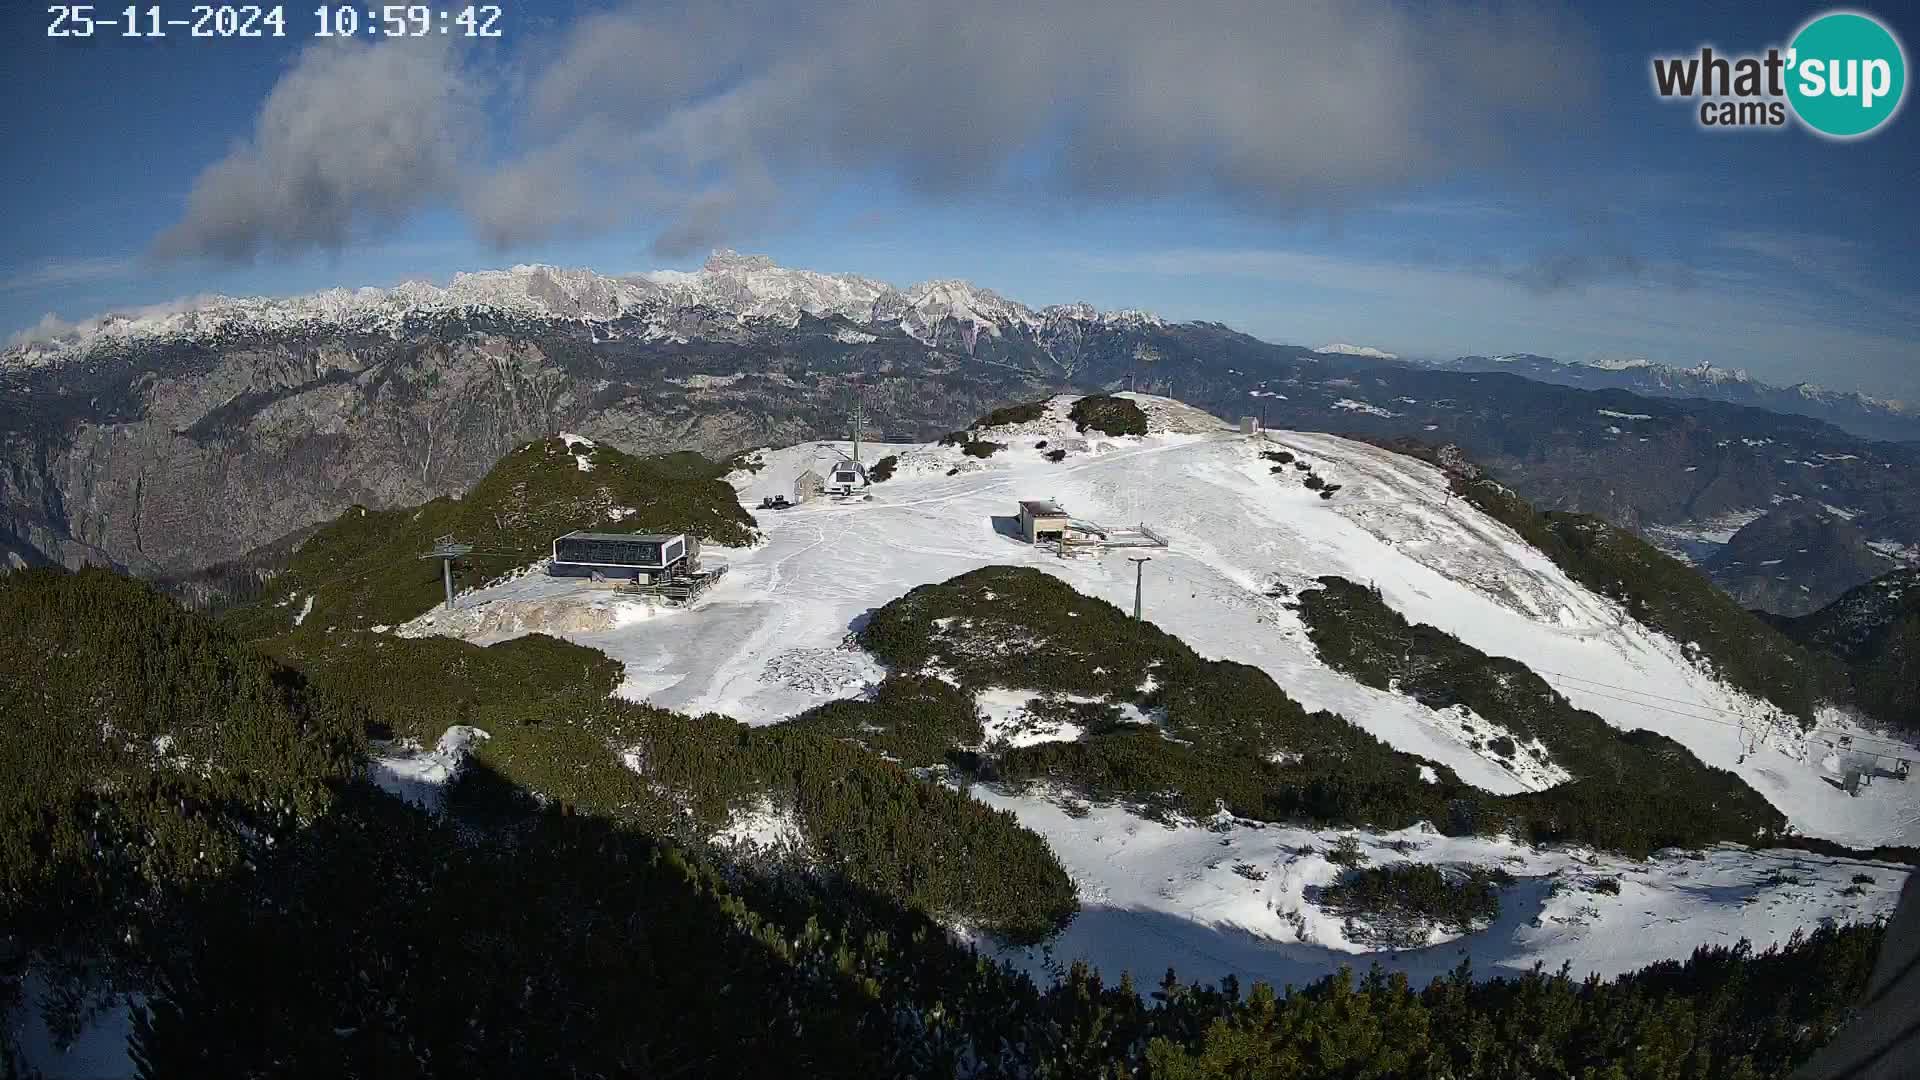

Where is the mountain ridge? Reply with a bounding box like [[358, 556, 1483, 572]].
[[1435, 352, 1920, 443], [3, 252, 1917, 618], [2, 251, 1163, 370]]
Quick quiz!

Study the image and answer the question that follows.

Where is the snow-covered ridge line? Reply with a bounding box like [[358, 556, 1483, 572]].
[[2, 250, 1166, 368], [1456, 354, 1914, 416]]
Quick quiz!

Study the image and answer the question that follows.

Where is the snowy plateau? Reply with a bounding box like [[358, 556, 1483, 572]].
[[374, 394, 1918, 994]]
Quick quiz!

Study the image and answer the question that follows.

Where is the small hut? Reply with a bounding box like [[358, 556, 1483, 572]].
[[1019, 499, 1071, 544], [794, 469, 825, 503]]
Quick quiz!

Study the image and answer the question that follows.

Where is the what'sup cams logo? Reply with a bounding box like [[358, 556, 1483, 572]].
[[1652, 9, 1907, 138]]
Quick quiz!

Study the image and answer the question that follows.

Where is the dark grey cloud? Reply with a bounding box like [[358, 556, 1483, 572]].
[[1505, 250, 1698, 294], [155, 1, 1596, 261], [152, 38, 478, 261]]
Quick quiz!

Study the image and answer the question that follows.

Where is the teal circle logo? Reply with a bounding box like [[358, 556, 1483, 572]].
[[1787, 11, 1907, 138]]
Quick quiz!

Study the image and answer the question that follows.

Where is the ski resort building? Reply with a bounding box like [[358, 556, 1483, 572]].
[[1019, 500, 1071, 544], [827, 459, 867, 494], [550, 531, 692, 583], [794, 469, 825, 503]]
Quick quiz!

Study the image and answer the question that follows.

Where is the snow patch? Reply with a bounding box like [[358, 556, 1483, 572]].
[[368, 726, 491, 812], [1315, 343, 1398, 360], [713, 796, 804, 853], [1330, 398, 1398, 418], [975, 791, 1911, 991]]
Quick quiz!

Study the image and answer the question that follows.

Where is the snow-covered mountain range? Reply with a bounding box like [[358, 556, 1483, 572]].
[[5, 251, 1918, 621], [2, 251, 1161, 369]]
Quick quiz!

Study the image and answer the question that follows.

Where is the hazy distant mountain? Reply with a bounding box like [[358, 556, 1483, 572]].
[[4, 252, 1917, 614], [1433, 353, 1920, 443]]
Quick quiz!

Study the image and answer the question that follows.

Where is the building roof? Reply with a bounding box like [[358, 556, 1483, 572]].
[[1019, 499, 1068, 516], [558, 531, 685, 543]]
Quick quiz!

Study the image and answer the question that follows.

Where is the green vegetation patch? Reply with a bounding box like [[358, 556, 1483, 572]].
[[107, 785, 1894, 1079], [0, 568, 364, 942], [264, 630, 624, 744], [841, 565, 1788, 856], [1317, 863, 1512, 946], [245, 611, 1074, 940], [852, 565, 1454, 828], [226, 437, 758, 634], [866, 454, 899, 483], [961, 439, 1006, 458], [1296, 576, 1785, 853], [5, 569, 1894, 1077], [1068, 394, 1149, 436], [1775, 568, 1920, 734], [972, 398, 1052, 429], [789, 675, 984, 768], [452, 697, 1075, 942]]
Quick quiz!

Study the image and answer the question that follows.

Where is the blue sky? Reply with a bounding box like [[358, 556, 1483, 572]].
[[3, 1, 1916, 401]]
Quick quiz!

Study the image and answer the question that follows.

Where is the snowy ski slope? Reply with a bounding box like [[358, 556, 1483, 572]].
[[390, 393, 1916, 988], [408, 394, 1918, 848]]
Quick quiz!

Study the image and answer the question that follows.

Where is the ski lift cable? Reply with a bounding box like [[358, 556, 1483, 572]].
[[1532, 669, 1787, 719], [1536, 680, 1752, 730], [1537, 668, 1916, 750], [1541, 672, 1917, 755]]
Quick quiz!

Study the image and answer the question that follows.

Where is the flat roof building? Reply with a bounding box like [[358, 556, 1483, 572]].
[[1018, 499, 1071, 544], [550, 531, 691, 581]]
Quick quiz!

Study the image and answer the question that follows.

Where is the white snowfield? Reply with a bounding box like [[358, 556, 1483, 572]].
[[394, 393, 1916, 985], [971, 794, 1909, 987], [367, 726, 491, 814]]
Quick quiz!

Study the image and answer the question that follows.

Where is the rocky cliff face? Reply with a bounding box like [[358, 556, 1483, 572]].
[[5, 255, 1917, 613], [0, 318, 1044, 578]]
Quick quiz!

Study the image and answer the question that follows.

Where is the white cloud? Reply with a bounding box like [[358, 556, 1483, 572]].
[[153, 0, 1595, 261], [153, 37, 479, 261]]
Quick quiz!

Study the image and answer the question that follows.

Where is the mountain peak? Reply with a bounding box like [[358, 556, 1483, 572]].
[[1316, 343, 1398, 360], [702, 249, 782, 273]]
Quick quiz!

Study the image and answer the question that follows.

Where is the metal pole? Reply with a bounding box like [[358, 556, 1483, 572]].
[[443, 558, 454, 610], [852, 391, 863, 466], [1129, 556, 1152, 620]]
